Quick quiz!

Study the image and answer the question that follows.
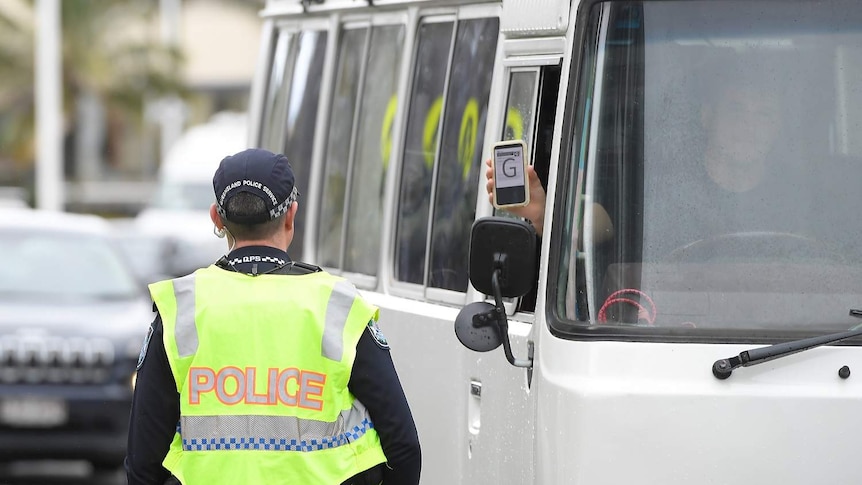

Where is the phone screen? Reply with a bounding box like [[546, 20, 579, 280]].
[[494, 142, 527, 206]]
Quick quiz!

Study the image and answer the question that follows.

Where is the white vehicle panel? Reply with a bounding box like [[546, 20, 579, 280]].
[[535, 337, 862, 485], [361, 291, 468, 485], [363, 290, 536, 485], [463, 316, 534, 484], [500, 0, 569, 36]]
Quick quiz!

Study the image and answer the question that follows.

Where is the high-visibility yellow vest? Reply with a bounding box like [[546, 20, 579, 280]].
[[150, 265, 387, 485]]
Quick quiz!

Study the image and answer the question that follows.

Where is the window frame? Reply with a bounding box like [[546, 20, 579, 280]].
[[257, 27, 298, 150], [487, 58, 562, 317], [389, 4, 502, 306], [255, 17, 332, 264], [549, 0, 689, 342], [309, 12, 408, 291], [259, 17, 332, 148], [426, 15, 501, 294], [501, 67, 540, 157], [317, 23, 372, 273], [548, 0, 634, 342], [342, 22, 410, 282], [390, 13, 458, 301], [547, 0, 862, 345]]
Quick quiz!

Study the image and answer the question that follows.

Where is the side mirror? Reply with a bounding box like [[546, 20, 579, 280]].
[[454, 301, 502, 352], [455, 217, 537, 369], [468, 217, 536, 297]]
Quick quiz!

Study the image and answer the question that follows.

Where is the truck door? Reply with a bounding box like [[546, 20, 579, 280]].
[[463, 56, 562, 484]]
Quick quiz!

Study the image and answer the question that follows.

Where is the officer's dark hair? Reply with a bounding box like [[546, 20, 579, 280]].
[[223, 192, 287, 240]]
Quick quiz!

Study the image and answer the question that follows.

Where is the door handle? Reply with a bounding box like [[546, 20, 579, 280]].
[[468, 380, 481, 435]]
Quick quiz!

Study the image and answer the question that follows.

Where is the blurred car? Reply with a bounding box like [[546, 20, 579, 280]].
[[134, 111, 246, 276], [109, 218, 175, 285], [0, 208, 154, 471]]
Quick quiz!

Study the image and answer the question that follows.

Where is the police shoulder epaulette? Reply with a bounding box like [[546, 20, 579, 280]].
[[275, 260, 322, 275], [293, 261, 323, 273]]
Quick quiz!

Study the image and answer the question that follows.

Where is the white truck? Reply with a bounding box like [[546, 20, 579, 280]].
[[247, 1, 862, 483]]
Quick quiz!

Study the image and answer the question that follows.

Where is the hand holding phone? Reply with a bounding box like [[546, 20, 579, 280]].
[[492, 140, 530, 209]]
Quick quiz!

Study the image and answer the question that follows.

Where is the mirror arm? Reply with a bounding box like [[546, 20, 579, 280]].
[[491, 268, 532, 369]]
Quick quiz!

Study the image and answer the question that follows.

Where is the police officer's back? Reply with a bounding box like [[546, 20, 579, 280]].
[[126, 148, 421, 484]]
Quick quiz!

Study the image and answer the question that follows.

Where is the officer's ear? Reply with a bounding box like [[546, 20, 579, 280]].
[[209, 203, 224, 229], [284, 201, 299, 231]]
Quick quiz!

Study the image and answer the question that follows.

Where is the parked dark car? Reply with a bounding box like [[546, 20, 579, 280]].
[[0, 208, 153, 471]]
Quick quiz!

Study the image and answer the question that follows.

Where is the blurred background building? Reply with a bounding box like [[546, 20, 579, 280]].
[[0, 0, 263, 214]]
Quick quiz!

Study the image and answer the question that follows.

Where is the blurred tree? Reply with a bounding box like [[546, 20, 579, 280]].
[[0, 0, 187, 186], [0, 1, 35, 171]]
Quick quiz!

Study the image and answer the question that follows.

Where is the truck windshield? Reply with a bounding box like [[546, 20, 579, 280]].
[[554, 0, 862, 339]]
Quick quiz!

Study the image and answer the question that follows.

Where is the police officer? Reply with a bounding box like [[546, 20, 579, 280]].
[[126, 148, 421, 484]]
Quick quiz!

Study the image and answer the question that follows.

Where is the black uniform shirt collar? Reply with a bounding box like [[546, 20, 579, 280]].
[[220, 246, 292, 275]]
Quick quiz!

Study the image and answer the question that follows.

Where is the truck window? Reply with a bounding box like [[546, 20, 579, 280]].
[[552, 0, 862, 340], [395, 16, 500, 290], [503, 70, 538, 147], [344, 25, 406, 275], [259, 29, 327, 261], [503, 64, 561, 312], [395, 19, 454, 285], [259, 29, 296, 151], [429, 17, 499, 291], [318, 27, 369, 269], [281, 31, 327, 261], [501, 63, 560, 191], [317, 24, 405, 274], [492, 63, 562, 312]]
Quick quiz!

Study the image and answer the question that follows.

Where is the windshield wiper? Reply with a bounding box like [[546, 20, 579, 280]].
[[712, 310, 862, 379]]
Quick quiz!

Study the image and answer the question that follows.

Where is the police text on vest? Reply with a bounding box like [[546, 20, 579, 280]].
[[189, 366, 327, 411]]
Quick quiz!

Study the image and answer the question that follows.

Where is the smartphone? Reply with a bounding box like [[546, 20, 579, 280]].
[[492, 140, 530, 209]]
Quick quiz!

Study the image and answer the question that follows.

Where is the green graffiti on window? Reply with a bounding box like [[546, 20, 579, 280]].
[[458, 98, 479, 181], [423, 96, 444, 170], [505, 107, 524, 141], [381, 94, 398, 170]]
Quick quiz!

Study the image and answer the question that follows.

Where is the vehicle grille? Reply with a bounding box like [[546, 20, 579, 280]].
[[0, 336, 116, 384]]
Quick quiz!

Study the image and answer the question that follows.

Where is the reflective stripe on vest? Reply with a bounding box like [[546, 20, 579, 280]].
[[173, 274, 198, 357], [321, 280, 357, 361], [171, 274, 358, 361], [180, 399, 374, 452]]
